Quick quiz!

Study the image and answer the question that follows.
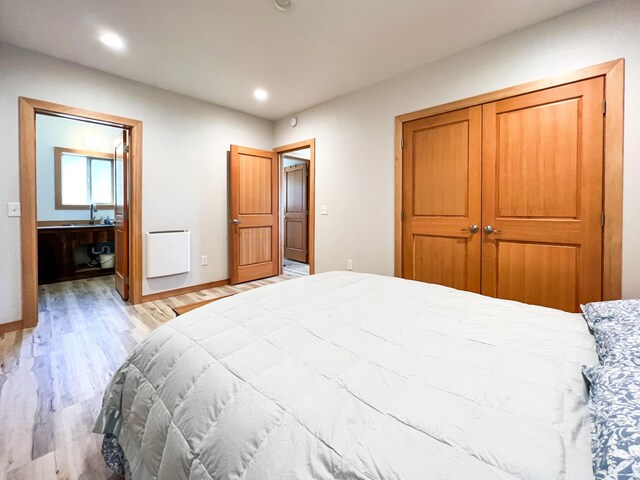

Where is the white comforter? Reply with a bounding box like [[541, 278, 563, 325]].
[[96, 272, 598, 479]]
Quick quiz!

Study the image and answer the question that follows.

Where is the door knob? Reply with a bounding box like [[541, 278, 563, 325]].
[[231, 219, 242, 225], [483, 225, 500, 234], [462, 224, 479, 233]]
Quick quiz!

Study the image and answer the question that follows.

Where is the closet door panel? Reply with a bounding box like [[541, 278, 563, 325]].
[[402, 107, 482, 293], [482, 78, 604, 312], [495, 242, 578, 313], [496, 97, 579, 218]]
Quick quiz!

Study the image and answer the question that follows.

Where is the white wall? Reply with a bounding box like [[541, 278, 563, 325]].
[[274, 0, 640, 299], [36, 115, 121, 221], [0, 42, 273, 324]]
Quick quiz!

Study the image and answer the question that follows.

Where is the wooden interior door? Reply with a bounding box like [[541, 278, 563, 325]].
[[283, 163, 308, 263], [229, 145, 279, 284], [481, 78, 605, 312], [114, 130, 129, 300], [402, 106, 482, 292]]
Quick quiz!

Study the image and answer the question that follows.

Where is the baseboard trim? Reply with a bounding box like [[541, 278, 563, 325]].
[[0, 320, 24, 334], [141, 279, 230, 303]]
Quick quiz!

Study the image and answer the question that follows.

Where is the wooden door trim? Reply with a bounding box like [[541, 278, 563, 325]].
[[18, 97, 144, 329], [394, 59, 624, 299], [274, 139, 316, 275]]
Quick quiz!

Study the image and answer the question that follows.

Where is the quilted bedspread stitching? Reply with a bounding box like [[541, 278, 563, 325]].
[[102, 272, 597, 480]]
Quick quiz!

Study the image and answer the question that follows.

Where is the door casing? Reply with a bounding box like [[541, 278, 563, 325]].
[[18, 97, 143, 329], [394, 59, 624, 301]]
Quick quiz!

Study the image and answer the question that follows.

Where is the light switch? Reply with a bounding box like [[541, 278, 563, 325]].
[[320, 205, 328, 215], [7, 202, 20, 217], [201, 255, 208, 266]]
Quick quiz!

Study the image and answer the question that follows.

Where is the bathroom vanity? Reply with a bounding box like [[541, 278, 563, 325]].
[[37, 224, 115, 284]]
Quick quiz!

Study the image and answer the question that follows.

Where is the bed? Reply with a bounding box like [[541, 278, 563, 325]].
[[95, 271, 598, 479]]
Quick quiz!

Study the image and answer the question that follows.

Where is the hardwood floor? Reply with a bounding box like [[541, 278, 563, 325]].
[[0, 274, 297, 480], [283, 258, 309, 277]]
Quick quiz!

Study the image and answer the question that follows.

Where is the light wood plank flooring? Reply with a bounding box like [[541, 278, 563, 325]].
[[283, 258, 310, 277], [0, 274, 297, 480]]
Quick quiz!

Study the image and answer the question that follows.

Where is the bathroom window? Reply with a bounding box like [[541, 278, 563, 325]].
[[54, 147, 114, 209]]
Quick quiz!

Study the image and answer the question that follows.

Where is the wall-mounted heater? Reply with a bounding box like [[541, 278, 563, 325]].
[[146, 230, 191, 278]]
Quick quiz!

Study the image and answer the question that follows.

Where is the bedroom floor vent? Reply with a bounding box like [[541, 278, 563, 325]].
[[146, 230, 190, 278]]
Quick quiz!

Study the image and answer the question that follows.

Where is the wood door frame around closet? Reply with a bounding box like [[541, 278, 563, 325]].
[[394, 58, 625, 300], [274, 139, 316, 275], [18, 97, 144, 329]]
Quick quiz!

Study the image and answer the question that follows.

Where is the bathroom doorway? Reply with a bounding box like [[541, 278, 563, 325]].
[[35, 114, 124, 286], [19, 98, 143, 329]]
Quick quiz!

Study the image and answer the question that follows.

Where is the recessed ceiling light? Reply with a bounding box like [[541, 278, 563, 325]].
[[254, 88, 268, 101], [99, 32, 126, 51], [275, 0, 292, 11]]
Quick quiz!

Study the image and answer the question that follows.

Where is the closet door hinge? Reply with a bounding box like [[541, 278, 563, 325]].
[[602, 99, 606, 116], [401, 211, 404, 221], [401, 138, 404, 149], [601, 211, 605, 228]]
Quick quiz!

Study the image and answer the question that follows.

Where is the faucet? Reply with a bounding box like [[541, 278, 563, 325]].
[[90, 203, 98, 224]]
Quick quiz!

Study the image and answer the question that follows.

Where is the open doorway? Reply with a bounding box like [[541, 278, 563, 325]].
[[281, 148, 310, 277], [35, 114, 125, 288], [19, 98, 143, 329], [275, 139, 316, 278]]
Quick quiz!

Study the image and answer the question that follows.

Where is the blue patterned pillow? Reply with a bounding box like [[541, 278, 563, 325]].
[[582, 300, 640, 328], [582, 300, 640, 367], [584, 365, 640, 479]]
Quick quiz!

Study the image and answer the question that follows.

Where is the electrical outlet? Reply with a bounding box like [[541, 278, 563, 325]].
[[7, 202, 20, 217], [201, 255, 208, 266], [347, 259, 353, 271], [320, 205, 328, 215]]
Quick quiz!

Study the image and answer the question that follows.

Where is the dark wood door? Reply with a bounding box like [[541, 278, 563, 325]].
[[229, 145, 279, 284], [283, 163, 308, 263], [481, 78, 604, 312], [402, 106, 482, 292], [114, 130, 129, 300]]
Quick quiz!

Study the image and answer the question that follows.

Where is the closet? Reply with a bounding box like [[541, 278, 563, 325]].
[[399, 72, 616, 313]]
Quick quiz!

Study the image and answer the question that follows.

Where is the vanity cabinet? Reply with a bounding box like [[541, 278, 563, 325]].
[[37, 225, 115, 284]]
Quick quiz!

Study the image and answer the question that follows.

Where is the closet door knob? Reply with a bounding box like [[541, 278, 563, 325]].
[[462, 224, 479, 233], [483, 225, 501, 234]]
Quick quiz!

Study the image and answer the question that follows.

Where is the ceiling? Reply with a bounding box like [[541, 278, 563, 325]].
[[0, 0, 598, 120]]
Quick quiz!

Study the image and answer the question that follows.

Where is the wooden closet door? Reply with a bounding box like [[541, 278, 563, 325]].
[[402, 106, 482, 292], [481, 78, 604, 312]]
